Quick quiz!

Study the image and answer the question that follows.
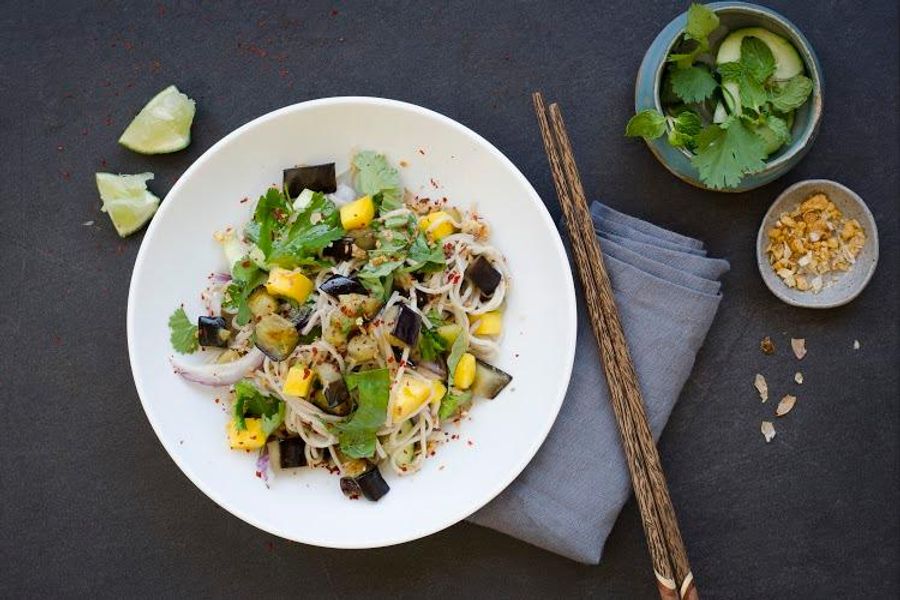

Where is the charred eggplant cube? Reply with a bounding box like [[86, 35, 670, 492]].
[[465, 256, 502, 296], [197, 316, 231, 348], [267, 437, 307, 472], [340, 464, 390, 501], [389, 304, 422, 347], [323, 238, 355, 262], [470, 358, 513, 399], [283, 162, 336, 197], [319, 274, 368, 297], [254, 314, 300, 361]]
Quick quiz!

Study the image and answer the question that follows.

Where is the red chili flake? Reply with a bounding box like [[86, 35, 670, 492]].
[[103, 115, 113, 126], [99, 158, 108, 168], [311, 347, 319, 355], [417, 148, 425, 156], [387, 356, 395, 363], [330, 8, 339, 16], [61, 170, 71, 180], [399, 360, 407, 368], [214, 398, 220, 404], [241, 259, 252, 268], [278, 67, 289, 79], [240, 196, 249, 203], [467, 440, 474, 447], [439, 465, 445, 471], [514, 353, 520, 358], [255, 471, 262, 478], [429, 178, 439, 189], [349, 494, 360, 500], [52, 335, 63, 347]]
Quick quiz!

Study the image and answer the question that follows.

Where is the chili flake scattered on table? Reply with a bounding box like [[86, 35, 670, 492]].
[[765, 193, 866, 292]]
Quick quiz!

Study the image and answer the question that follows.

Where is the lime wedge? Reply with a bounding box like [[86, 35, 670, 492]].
[[118, 85, 196, 154], [95, 172, 161, 237]]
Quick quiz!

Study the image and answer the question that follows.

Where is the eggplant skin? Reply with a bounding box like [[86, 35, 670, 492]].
[[355, 465, 390, 501], [470, 359, 513, 399], [340, 476, 362, 498], [283, 163, 336, 197], [323, 238, 354, 262], [465, 256, 502, 296], [276, 438, 307, 469], [390, 304, 422, 347], [197, 316, 231, 348], [319, 275, 368, 297]]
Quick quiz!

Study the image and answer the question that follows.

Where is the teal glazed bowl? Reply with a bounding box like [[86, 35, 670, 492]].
[[635, 2, 824, 192]]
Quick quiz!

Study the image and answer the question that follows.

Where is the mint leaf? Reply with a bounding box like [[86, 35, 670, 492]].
[[684, 3, 719, 46], [418, 325, 448, 362], [406, 233, 446, 273], [438, 390, 473, 421], [357, 259, 404, 301], [223, 260, 267, 326], [268, 192, 344, 268], [670, 65, 718, 103], [233, 379, 283, 432], [768, 75, 813, 112], [764, 114, 791, 146], [739, 37, 776, 83], [690, 118, 767, 189], [336, 369, 391, 458], [352, 151, 403, 212], [168, 307, 198, 354], [718, 62, 767, 113], [668, 110, 703, 149], [625, 109, 667, 139], [446, 332, 468, 384]]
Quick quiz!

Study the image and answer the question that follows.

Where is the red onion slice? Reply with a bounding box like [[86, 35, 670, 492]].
[[170, 347, 264, 387]]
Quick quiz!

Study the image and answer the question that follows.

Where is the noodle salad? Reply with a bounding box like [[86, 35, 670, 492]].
[[167, 151, 512, 501]]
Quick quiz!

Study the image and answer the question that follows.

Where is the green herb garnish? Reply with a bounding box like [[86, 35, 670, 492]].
[[168, 307, 199, 354], [335, 368, 391, 459]]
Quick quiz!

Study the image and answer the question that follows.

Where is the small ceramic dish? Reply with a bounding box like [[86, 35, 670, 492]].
[[756, 180, 879, 308], [635, 1, 824, 192]]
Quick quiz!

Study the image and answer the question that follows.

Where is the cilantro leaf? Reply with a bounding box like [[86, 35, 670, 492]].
[[684, 3, 719, 46], [739, 37, 776, 83], [668, 3, 720, 69], [667, 109, 703, 149], [690, 118, 767, 189], [232, 379, 284, 432], [768, 75, 814, 112], [247, 187, 290, 258], [418, 325, 448, 362], [438, 389, 473, 421], [352, 151, 403, 212], [223, 260, 267, 326], [625, 109, 667, 139], [267, 192, 344, 268], [336, 369, 391, 458], [168, 307, 199, 354], [670, 65, 718, 103]]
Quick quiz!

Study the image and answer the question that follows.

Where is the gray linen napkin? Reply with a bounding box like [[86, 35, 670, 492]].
[[467, 201, 728, 564]]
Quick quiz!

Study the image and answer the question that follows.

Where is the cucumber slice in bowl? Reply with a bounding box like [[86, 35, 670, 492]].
[[716, 27, 804, 80], [95, 172, 161, 237], [119, 85, 196, 154]]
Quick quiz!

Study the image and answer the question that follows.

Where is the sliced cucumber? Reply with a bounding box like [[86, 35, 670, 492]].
[[722, 81, 742, 115], [716, 27, 804, 80]]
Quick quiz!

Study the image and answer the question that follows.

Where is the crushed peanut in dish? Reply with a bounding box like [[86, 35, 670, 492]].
[[765, 193, 867, 292]]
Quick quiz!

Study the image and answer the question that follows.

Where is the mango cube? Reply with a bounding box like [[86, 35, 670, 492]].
[[283, 364, 314, 397], [393, 375, 433, 422], [419, 211, 456, 241], [470, 311, 502, 336], [266, 268, 314, 303], [454, 352, 476, 390], [227, 417, 267, 450], [340, 195, 375, 230]]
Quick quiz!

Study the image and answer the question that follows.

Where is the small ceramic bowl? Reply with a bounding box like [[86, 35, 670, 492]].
[[756, 180, 879, 308], [635, 2, 824, 192]]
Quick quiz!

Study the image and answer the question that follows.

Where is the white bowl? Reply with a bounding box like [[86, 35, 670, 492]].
[[127, 97, 577, 548], [756, 179, 879, 308]]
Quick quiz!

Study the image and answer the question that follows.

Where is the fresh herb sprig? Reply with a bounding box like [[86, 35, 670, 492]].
[[625, 3, 814, 190]]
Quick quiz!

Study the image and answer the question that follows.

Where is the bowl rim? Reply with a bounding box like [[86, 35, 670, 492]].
[[126, 96, 578, 548], [636, 1, 824, 192], [755, 179, 880, 308]]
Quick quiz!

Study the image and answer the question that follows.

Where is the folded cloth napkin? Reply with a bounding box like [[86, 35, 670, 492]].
[[467, 201, 729, 564]]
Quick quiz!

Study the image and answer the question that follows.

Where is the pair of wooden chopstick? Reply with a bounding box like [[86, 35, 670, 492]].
[[532, 92, 698, 600]]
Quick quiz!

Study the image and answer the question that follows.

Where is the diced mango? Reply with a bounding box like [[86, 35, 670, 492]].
[[283, 364, 314, 397], [227, 417, 267, 450], [419, 211, 456, 241], [454, 353, 476, 390], [340, 195, 375, 230], [266, 267, 314, 303], [429, 380, 448, 411], [393, 375, 433, 421], [470, 311, 502, 336], [437, 324, 461, 345]]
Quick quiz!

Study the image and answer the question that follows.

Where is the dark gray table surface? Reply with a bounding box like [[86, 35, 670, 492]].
[[2, 1, 897, 598]]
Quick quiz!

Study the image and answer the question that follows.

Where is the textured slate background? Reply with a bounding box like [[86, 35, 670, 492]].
[[2, 1, 897, 598]]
